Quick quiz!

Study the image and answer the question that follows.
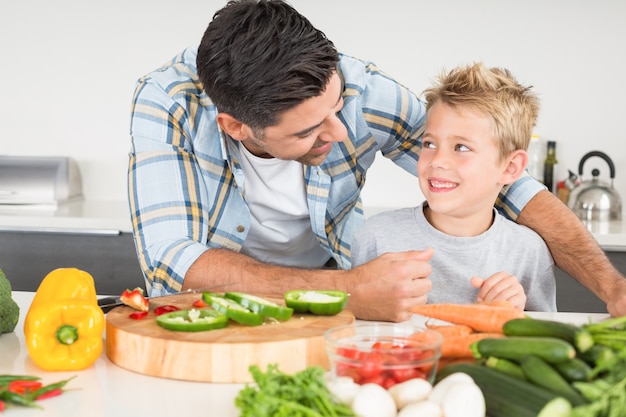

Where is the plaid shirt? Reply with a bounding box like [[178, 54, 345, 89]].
[[128, 47, 543, 296]]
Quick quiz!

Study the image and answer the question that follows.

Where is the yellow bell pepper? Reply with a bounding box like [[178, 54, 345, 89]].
[[24, 268, 105, 371]]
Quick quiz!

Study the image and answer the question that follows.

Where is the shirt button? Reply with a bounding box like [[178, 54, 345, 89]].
[[236, 225, 245, 233]]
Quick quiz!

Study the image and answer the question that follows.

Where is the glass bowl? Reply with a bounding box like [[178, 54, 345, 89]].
[[324, 322, 443, 388]]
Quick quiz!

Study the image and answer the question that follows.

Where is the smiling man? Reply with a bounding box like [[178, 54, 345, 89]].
[[128, 0, 626, 320]]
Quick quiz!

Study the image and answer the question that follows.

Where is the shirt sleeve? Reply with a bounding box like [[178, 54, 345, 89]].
[[496, 170, 547, 221], [128, 74, 211, 297]]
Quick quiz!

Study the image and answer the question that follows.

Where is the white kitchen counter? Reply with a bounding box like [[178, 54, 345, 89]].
[[0, 291, 611, 417], [0, 200, 132, 234]]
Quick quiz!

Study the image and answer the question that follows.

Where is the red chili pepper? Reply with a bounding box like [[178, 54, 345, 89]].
[[8, 380, 43, 394], [192, 299, 208, 308], [36, 388, 64, 401], [154, 305, 180, 316], [129, 311, 148, 320], [0, 399, 5, 411]]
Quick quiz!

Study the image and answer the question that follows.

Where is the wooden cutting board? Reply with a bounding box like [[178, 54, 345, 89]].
[[105, 292, 355, 383]]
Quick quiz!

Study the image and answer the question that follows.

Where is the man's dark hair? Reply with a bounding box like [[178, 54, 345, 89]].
[[196, 0, 339, 130]]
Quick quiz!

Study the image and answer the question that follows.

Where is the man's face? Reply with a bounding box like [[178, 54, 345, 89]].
[[239, 72, 347, 166]]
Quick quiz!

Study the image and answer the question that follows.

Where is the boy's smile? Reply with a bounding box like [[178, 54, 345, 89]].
[[418, 102, 511, 236]]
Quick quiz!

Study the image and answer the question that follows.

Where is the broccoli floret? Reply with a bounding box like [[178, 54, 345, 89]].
[[0, 268, 11, 294], [0, 268, 20, 334]]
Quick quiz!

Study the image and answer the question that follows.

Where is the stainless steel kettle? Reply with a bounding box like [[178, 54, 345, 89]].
[[567, 151, 622, 221]]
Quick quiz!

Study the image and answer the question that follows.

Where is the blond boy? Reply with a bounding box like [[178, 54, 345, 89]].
[[351, 63, 555, 311]]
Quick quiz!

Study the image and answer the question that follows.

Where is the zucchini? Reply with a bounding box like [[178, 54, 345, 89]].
[[503, 317, 594, 353], [578, 344, 615, 367], [485, 356, 526, 380], [519, 354, 587, 406], [470, 336, 576, 364], [437, 362, 572, 417], [554, 357, 593, 382]]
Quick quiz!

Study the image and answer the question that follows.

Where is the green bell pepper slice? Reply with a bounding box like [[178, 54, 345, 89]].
[[156, 308, 228, 332], [224, 292, 293, 321], [202, 292, 265, 326], [284, 290, 348, 315]]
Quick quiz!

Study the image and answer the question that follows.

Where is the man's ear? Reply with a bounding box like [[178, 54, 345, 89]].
[[216, 112, 249, 141], [500, 150, 529, 185]]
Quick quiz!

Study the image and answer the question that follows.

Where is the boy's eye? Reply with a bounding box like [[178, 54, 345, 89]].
[[456, 144, 470, 152], [423, 141, 436, 149]]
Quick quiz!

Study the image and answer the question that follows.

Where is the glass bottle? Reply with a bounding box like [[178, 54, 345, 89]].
[[527, 134, 546, 181], [543, 141, 558, 193]]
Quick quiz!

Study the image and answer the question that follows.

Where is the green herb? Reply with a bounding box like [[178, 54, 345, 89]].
[[570, 318, 626, 416], [235, 364, 355, 417]]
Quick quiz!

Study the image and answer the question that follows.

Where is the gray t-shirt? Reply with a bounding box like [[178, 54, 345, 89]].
[[351, 203, 556, 311]]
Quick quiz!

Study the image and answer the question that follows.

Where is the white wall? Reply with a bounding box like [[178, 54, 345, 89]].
[[2, 0, 625, 211]]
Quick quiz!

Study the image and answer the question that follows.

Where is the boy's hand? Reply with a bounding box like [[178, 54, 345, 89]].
[[470, 271, 526, 310]]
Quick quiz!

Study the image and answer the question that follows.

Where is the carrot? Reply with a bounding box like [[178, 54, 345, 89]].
[[438, 356, 476, 369], [426, 324, 474, 337], [409, 303, 526, 333], [440, 332, 504, 358]]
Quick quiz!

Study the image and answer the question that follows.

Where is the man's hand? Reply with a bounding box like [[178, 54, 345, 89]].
[[347, 249, 434, 322], [470, 271, 526, 310]]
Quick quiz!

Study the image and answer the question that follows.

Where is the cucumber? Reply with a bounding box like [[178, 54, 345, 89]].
[[503, 317, 594, 353], [471, 336, 576, 364], [437, 362, 572, 417], [554, 357, 593, 382], [520, 354, 587, 406], [485, 356, 526, 380]]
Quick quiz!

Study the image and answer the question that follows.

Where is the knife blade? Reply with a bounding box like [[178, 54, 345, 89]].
[[97, 283, 238, 313]]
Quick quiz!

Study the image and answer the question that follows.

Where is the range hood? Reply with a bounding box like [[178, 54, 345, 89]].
[[0, 156, 83, 206]]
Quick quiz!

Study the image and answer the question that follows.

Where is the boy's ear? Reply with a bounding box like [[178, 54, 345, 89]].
[[216, 112, 250, 141], [499, 150, 529, 185]]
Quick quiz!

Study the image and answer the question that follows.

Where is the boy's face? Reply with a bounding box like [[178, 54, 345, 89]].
[[418, 102, 512, 229]]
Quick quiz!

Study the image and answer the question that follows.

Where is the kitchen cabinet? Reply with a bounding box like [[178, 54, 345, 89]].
[[0, 230, 144, 295], [555, 251, 626, 313]]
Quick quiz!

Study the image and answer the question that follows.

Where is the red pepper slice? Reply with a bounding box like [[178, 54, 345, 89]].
[[120, 287, 149, 312], [192, 299, 208, 308], [129, 311, 148, 320], [154, 305, 181, 316]]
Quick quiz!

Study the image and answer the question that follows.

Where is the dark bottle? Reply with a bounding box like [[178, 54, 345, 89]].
[[543, 141, 558, 193]]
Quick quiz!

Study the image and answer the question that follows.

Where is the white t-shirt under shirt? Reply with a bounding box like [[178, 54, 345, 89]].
[[237, 143, 330, 268], [350, 203, 557, 311]]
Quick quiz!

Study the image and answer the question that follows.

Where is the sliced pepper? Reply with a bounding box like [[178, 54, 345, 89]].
[[202, 292, 264, 326], [156, 309, 228, 332], [284, 290, 348, 315], [120, 287, 149, 312], [154, 305, 180, 316], [24, 268, 105, 371], [224, 292, 293, 321]]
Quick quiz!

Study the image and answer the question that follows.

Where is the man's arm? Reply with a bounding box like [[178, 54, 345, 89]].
[[183, 247, 434, 322], [517, 190, 626, 316]]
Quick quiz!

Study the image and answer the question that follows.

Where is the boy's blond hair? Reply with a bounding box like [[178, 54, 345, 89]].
[[423, 62, 540, 160]]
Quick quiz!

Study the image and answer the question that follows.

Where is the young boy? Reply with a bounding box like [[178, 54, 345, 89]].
[[351, 63, 556, 311]]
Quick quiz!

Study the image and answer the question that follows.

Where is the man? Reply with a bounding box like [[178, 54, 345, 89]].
[[128, 0, 626, 320]]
